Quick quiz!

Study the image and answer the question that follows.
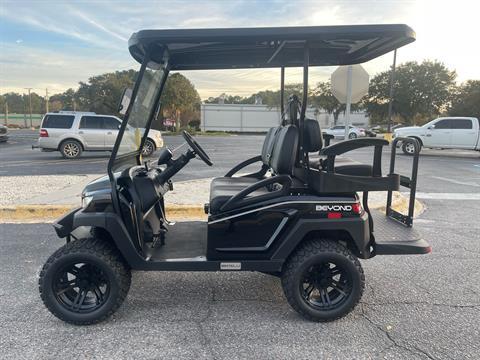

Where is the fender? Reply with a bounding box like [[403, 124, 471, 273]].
[[272, 212, 371, 260], [53, 208, 148, 269]]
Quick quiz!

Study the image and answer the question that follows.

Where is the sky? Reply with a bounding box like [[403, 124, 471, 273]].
[[1, 0, 479, 99]]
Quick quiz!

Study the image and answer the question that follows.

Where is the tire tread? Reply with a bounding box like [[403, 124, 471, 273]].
[[39, 237, 131, 325]]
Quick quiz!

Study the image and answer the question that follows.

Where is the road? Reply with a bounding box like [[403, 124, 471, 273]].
[[0, 130, 264, 180], [1, 130, 480, 359]]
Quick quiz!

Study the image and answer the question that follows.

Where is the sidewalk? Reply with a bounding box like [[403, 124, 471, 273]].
[[0, 175, 423, 222]]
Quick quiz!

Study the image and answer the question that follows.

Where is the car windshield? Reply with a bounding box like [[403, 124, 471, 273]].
[[116, 61, 167, 156]]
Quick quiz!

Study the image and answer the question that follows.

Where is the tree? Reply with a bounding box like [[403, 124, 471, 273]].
[[75, 70, 137, 114], [449, 80, 480, 120], [49, 88, 77, 111], [161, 73, 201, 129], [364, 60, 456, 125]]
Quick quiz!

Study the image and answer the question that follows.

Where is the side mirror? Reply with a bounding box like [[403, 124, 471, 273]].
[[427, 125, 435, 130], [118, 88, 133, 115]]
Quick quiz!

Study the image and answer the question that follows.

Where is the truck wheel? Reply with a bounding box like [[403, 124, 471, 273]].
[[281, 239, 365, 322], [142, 139, 156, 157], [39, 237, 131, 325], [60, 140, 83, 159], [402, 139, 420, 156]]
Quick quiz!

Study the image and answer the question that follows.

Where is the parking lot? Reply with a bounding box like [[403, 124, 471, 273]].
[[1, 131, 480, 359]]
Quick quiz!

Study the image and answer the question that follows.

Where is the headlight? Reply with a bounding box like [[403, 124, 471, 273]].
[[82, 195, 93, 209]]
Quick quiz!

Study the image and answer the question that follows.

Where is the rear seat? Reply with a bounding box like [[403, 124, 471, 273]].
[[304, 119, 373, 177]]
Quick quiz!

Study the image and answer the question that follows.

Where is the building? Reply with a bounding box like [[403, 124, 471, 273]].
[[201, 103, 369, 132]]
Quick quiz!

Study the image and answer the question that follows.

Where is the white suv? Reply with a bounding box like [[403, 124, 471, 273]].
[[36, 111, 163, 159]]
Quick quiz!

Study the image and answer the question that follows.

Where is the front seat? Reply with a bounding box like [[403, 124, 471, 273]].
[[304, 119, 373, 177], [210, 126, 280, 190], [209, 125, 298, 214]]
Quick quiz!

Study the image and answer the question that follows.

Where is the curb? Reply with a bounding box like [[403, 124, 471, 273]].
[[0, 192, 423, 223]]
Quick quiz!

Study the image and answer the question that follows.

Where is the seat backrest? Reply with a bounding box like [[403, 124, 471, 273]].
[[261, 126, 281, 166], [270, 125, 299, 175], [303, 118, 323, 152]]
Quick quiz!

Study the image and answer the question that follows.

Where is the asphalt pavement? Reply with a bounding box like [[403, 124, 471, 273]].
[[1, 130, 480, 359]]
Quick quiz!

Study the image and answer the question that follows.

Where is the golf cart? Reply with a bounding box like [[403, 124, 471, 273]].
[[39, 25, 430, 325]]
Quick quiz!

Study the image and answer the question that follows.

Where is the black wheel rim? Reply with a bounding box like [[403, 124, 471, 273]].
[[300, 262, 352, 311], [53, 262, 110, 313]]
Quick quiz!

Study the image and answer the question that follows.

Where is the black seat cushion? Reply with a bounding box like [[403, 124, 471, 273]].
[[334, 164, 373, 177], [261, 127, 281, 165], [303, 119, 322, 152], [270, 125, 298, 175], [209, 180, 269, 214], [210, 176, 258, 190]]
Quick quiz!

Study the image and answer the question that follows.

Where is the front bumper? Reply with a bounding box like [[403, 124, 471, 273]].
[[53, 207, 81, 238]]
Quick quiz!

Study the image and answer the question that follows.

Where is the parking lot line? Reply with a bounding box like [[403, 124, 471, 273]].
[[431, 176, 480, 187], [413, 192, 480, 200]]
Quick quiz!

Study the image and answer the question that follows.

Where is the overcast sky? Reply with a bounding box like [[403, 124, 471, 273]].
[[1, 0, 479, 99]]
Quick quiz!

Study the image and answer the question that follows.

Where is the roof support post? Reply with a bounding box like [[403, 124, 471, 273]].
[[280, 66, 285, 125], [296, 43, 309, 168]]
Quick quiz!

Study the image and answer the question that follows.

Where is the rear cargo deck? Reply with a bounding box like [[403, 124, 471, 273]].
[[371, 210, 431, 255]]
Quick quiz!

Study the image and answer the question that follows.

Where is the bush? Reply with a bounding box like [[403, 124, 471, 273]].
[[188, 120, 200, 131]]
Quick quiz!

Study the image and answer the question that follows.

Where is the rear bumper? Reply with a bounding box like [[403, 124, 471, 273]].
[[374, 239, 431, 255]]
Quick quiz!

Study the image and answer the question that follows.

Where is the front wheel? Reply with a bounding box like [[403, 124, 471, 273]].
[[281, 239, 365, 322], [348, 132, 357, 139], [39, 238, 131, 325], [402, 139, 420, 156]]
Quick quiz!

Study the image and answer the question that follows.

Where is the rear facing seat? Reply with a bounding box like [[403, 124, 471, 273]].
[[304, 119, 373, 177]]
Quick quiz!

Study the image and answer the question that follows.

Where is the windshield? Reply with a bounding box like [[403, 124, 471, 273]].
[[116, 61, 167, 156]]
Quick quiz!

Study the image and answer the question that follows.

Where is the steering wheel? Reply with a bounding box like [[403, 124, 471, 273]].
[[182, 130, 213, 166]]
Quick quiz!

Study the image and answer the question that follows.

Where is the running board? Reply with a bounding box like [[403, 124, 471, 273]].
[[374, 239, 431, 255]]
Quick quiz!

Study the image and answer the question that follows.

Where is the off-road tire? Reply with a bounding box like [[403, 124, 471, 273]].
[[39, 237, 131, 325], [402, 139, 421, 156], [281, 239, 365, 322], [142, 138, 156, 157], [60, 139, 83, 159]]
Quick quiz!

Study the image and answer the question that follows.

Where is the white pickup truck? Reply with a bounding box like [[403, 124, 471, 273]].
[[394, 117, 480, 155]]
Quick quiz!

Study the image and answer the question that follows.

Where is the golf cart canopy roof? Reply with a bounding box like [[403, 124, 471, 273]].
[[128, 24, 415, 70]]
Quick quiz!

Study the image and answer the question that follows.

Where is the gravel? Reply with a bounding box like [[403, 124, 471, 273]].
[[0, 175, 93, 206]]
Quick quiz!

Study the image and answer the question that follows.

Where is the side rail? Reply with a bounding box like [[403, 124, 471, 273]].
[[387, 137, 420, 227]]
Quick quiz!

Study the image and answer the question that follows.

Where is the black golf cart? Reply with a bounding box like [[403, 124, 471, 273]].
[[39, 24, 430, 325]]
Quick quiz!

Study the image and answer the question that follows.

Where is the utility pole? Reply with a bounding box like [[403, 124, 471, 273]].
[[25, 88, 33, 128], [387, 49, 397, 133], [45, 88, 49, 113], [4, 101, 8, 126]]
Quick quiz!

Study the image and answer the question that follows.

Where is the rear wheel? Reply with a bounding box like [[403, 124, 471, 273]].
[[39, 237, 131, 325], [281, 239, 364, 322], [348, 132, 357, 139], [60, 139, 82, 159], [142, 138, 156, 157]]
